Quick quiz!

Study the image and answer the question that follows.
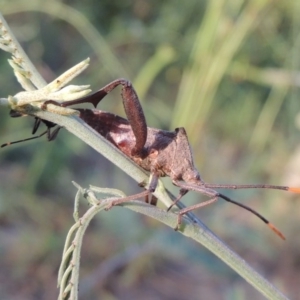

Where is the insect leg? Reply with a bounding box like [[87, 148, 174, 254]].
[[45, 79, 147, 156], [1, 130, 49, 148], [48, 126, 62, 141], [105, 173, 159, 209], [32, 117, 41, 134], [175, 196, 218, 231], [166, 189, 188, 212]]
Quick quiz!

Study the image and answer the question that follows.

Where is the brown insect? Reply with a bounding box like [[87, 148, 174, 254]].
[[3, 79, 300, 239]]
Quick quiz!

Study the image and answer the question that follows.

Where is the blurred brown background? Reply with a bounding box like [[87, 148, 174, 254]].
[[0, 0, 300, 299]]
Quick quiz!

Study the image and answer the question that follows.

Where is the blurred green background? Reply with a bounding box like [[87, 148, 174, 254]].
[[1, 0, 300, 299]]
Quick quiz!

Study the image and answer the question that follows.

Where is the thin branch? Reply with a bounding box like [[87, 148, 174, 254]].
[[123, 200, 288, 300], [58, 184, 288, 300], [0, 12, 46, 89]]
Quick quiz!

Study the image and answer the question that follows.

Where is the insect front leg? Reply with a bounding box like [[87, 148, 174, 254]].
[[175, 196, 219, 231], [166, 189, 189, 212]]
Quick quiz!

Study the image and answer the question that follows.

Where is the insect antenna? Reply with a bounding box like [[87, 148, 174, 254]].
[[205, 183, 300, 194], [173, 181, 286, 239], [217, 192, 285, 240]]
